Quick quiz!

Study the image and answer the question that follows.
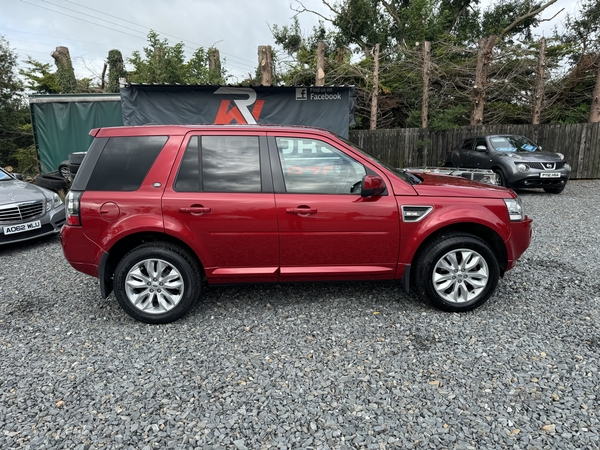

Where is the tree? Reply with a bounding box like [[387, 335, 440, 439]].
[[107, 49, 127, 93], [51, 46, 78, 93], [128, 31, 227, 85], [0, 36, 31, 168], [19, 58, 61, 94]]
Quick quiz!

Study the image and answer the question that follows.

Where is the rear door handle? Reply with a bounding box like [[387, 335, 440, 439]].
[[286, 207, 317, 215]]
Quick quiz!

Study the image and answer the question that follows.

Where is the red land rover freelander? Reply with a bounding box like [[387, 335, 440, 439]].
[[61, 125, 532, 323]]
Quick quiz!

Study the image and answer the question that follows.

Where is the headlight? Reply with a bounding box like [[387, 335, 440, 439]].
[[504, 198, 524, 221], [557, 153, 564, 160], [516, 163, 530, 173], [47, 193, 63, 211], [565, 163, 571, 171]]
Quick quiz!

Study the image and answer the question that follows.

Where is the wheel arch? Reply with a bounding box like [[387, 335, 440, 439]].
[[409, 222, 508, 287], [100, 231, 205, 298]]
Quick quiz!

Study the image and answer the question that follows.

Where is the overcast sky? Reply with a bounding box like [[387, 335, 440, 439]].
[[0, 0, 580, 84]]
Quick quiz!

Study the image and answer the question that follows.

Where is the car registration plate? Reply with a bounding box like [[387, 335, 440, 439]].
[[540, 172, 561, 178], [3, 220, 42, 235]]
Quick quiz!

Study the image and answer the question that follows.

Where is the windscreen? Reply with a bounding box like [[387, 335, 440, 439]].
[[489, 136, 538, 153]]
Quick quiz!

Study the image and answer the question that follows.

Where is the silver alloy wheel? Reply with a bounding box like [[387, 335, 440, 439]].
[[60, 166, 71, 181], [124, 258, 184, 314], [432, 248, 489, 304]]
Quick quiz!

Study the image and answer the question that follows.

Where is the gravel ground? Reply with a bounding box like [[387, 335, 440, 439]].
[[1, 180, 599, 450]]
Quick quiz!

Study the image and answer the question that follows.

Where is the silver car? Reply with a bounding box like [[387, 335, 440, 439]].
[[0, 168, 66, 245]]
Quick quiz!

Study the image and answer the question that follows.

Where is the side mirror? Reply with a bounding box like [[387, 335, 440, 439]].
[[361, 175, 386, 198], [14, 173, 23, 180], [475, 145, 487, 152]]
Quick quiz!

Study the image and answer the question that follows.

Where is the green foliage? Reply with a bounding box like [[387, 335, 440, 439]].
[[107, 49, 127, 93], [13, 145, 39, 175], [0, 35, 32, 168], [19, 58, 60, 94], [128, 31, 227, 85]]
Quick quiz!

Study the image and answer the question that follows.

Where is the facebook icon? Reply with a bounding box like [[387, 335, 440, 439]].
[[295, 88, 308, 100]]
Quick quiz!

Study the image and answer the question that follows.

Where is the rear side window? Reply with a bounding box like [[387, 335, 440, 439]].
[[175, 135, 261, 192], [86, 136, 168, 191]]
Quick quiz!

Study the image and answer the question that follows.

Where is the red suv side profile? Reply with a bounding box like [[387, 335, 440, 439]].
[[61, 125, 532, 323]]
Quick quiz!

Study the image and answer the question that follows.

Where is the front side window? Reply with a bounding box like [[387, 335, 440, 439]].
[[175, 135, 261, 192], [461, 139, 474, 151], [276, 137, 366, 194], [87, 136, 168, 191]]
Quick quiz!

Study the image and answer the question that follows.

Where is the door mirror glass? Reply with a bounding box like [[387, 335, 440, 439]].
[[361, 175, 386, 197]]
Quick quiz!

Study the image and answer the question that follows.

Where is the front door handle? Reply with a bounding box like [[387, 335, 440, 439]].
[[179, 205, 211, 215], [286, 206, 317, 215]]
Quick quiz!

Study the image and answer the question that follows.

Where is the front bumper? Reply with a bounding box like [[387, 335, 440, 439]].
[[505, 216, 533, 270], [0, 206, 66, 246], [506, 170, 570, 190]]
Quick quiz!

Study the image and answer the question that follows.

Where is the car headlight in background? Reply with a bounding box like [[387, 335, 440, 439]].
[[504, 198, 524, 221], [516, 163, 530, 173], [565, 163, 571, 171]]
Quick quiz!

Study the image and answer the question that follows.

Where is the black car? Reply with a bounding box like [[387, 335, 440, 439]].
[[445, 135, 571, 193]]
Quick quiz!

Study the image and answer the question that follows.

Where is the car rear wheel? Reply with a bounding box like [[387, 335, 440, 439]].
[[114, 243, 201, 324], [414, 233, 500, 312], [543, 186, 564, 194]]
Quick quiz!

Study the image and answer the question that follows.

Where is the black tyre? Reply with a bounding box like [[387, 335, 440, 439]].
[[69, 162, 80, 179], [34, 171, 69, 192], [68, 152, 86, 165], [113, 243, 201, 324], [414, 233, 500, 312], [543, 186, 564, 194]]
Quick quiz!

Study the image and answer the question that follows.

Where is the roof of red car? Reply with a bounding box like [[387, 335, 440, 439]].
[[90, 124, 338, 137]]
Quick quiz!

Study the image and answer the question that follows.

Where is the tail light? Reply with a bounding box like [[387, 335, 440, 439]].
[[65, 191, 82, 226]]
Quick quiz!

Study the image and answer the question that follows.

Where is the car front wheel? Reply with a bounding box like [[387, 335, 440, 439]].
[[113, 243, 201, 323], [414, 233, 500, 312]]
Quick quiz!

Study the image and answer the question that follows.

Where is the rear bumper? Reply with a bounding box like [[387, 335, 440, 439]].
[[506, 216, 533, 270], [60, 225, 103, 277]]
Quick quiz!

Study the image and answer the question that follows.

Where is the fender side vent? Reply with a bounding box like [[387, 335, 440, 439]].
[[402, 205, 433, 222]]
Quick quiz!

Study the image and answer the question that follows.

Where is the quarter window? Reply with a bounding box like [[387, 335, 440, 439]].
[[175, 135, 261, 192], [276, 137, 366, 194], [87, 136, 168, 191]]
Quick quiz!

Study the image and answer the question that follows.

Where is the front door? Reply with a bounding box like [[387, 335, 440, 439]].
[[270, 135, 400, 282]]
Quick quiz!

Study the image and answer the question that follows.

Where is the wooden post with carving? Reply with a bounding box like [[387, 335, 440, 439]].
[[421, 41, 431, 129], [258, 46, 272, 86], [532, 38, 547, 125], [370, 44, 380, 131], [316, 42, 325, 86]]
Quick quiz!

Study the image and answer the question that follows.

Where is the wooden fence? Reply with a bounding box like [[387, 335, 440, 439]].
[[348, 123, 600, 179]]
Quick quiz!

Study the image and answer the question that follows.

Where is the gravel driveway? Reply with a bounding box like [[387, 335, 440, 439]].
[[1, 180, 599, 450]]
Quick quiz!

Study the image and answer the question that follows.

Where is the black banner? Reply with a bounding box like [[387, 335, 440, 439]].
[[120, 85, 355, 138]]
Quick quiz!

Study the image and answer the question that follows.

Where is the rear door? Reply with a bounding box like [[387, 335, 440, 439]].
[[161, 132, 279, 284], [269, 133, 400, 282]]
